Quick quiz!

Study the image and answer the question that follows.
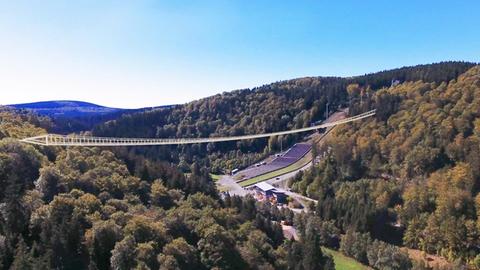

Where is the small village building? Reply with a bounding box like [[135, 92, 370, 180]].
[[253, 182, 287, 204], [272, 190, 287, 204], [254, 182, 276, 196]]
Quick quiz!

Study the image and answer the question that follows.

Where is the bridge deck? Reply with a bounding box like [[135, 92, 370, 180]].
[[20, 110, 376, 146]]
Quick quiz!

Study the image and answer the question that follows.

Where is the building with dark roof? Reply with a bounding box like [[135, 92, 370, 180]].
[[252, 182, 287, 204]]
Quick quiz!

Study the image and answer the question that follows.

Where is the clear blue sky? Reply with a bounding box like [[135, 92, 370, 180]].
[[1, 1, 479, 108]]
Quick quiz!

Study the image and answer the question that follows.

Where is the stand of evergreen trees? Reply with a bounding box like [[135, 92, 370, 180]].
[[291, 65, 480, 268], [0, 111, 335, 270], [93, 62, 474, 174], [1, 61, 479, 269]]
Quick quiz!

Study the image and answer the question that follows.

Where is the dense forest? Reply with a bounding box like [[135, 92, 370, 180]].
[[0, 109, 415, 270], [93, 61, 474, 174], [1, 61, 479, 269], [291, 65, 480, 268], [0, 109, 338, 269]]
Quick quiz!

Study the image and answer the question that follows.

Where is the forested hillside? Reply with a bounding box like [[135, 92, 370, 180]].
[[93, 61, 474, 174], [291, 65, 480, 267], [0, 108, 51, 139], [2, 62, 479, 270], [0, 110, 338, 270]]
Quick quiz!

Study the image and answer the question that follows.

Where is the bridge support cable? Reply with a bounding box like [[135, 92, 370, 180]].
[[20, 110, 376, 147]]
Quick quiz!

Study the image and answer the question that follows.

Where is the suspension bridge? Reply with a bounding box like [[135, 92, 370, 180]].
[[20, 110, 376, 147]]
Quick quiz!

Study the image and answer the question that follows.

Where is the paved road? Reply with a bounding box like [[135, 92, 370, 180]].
[[217, 174, 316, 208], [217, 111, 347, 206], [268, 111, 346, 189], [267, 160, 313, 189], [285, 191, 318, 204], [217, 174, 250, 196]]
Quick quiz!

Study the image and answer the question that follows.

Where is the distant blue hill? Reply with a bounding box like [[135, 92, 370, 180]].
[[8, 100, 174, 133], [9, 100, 129, 118]]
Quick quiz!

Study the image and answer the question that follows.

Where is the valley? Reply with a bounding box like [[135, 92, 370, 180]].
[[1, 62, 479, 270], [2, 2, 479, 269]]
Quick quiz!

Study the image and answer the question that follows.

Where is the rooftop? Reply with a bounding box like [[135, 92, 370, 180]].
[[254, 182, 276, 192]]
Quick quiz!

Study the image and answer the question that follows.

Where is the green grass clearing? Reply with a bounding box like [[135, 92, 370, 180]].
[[322, 248, 370, 270], [238, 152, 312, 187], [210, 173, 222, 181]]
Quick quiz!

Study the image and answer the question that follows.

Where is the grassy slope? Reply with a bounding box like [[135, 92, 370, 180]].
[[238, 152, 312, 187], [210, 173, 221, 181], [323, 248, 371, 270]]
